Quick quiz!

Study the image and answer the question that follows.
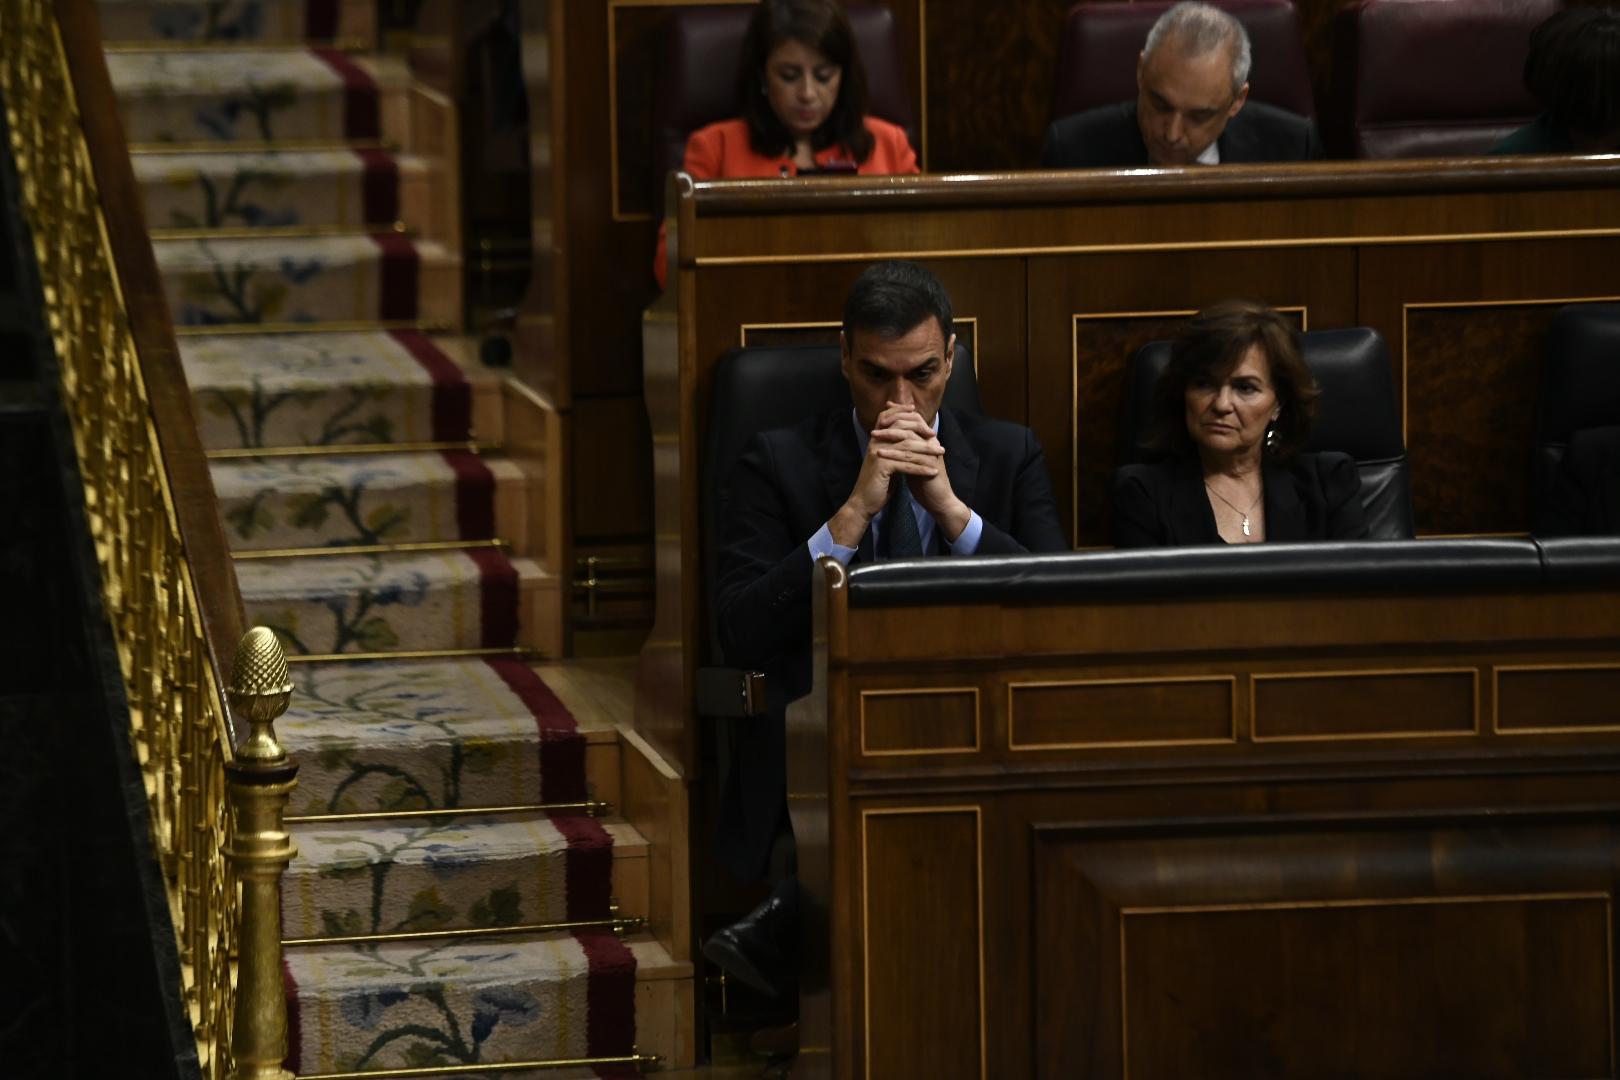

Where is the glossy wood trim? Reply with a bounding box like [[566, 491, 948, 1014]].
[[688, 157, 1620, 214], [54, 0, 245, 684]]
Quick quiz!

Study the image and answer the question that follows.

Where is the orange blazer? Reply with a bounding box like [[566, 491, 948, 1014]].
[[655, 116, 918, 288]]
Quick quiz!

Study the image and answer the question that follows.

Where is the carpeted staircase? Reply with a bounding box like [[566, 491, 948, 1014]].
[[98, 1, 681, 1073]]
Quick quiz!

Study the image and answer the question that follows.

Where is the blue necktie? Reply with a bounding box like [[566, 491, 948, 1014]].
[[880, 481, 924, 558]]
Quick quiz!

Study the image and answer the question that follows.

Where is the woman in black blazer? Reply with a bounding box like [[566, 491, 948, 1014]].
[[1112, 301, 1369, 547]]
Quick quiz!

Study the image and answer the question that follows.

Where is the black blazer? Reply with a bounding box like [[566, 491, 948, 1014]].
[[1537, 425, 1620, 536], [1040, 99, 1324, 169], [1111, 452, 1368, 547], [713, 406, 1067, 879]]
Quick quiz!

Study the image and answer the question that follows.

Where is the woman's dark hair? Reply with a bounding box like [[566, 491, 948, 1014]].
[[1524, 8, 1620, 141], [737, 0, 874, 162], [1148, 300, 1319, 460]]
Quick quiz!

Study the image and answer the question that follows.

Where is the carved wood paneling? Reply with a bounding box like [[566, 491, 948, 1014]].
[[1496, 665, 1620, 734], [862, 807, 985, 1079], [1008, 676, 1236, 750], [1251, 669, 1478, 741], [860, 687, 980, 756], [1033, 817, 1619, 1079]]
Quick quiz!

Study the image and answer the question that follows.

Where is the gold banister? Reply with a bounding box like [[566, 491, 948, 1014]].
[[0, 1, 294, 1077]]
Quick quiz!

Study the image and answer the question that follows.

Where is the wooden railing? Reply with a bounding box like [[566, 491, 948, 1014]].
[[0, 1, 282, 1076]]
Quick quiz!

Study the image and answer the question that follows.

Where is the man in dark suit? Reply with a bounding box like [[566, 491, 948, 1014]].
[[703, 261, 1067, 997], [1041, 1, 1323, 168]]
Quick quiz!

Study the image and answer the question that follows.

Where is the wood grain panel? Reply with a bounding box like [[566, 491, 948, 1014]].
[[1404, 304, 1550, 535], [1009, 677, 1236, 750], [1029, 251, 1351, 547], [1497, 665, 1620, 734], [860, 688, 979, 756], [739, 317, 977, 362], [1033, 818, 1620, 1080], [1252, 669, 1478, 742], [1121, 895, 1612, 1079], [863, 807, 984, 1080], [571, 393, 653, 541], [1355, 239, 1620, 536]]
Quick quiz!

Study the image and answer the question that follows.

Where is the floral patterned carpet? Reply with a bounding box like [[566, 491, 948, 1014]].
[[101, 1, 648, 1074]]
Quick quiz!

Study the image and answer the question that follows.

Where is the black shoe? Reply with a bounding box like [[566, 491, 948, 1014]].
[[703, 883, 797, 998]]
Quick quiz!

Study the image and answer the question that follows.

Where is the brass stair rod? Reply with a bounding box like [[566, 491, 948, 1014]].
[[223, 627, 299, 1080]]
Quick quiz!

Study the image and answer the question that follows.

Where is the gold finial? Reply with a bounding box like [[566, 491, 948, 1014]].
[[228, 626, 293, 764]]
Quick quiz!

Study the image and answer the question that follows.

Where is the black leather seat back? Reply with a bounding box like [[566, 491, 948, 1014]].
[[702, 342, 979, 658], [1532, 304, 1620, 523], [1120, 327, 1414, 539]]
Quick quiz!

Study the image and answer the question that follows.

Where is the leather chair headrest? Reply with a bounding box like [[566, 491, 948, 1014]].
[[1329, 0, 1556, 158], [1050, 0, 1315, 124]]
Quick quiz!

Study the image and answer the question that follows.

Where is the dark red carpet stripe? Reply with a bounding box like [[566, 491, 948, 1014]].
[[387, 330, 471, 441], [575, 928, 638, 1058], [310, 47, 379, 138], [485, 658, 588, 802], [305, 0, 338, 39], [354, 147, 400, 225], [466, 547, 518, 648], [442, 449, 495, 539], [282, 958, 302, 1072], [553, 814, 616, 921], [371, 233, 420, 322]]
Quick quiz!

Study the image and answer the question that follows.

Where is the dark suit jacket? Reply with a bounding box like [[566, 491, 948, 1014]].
[[1111, 452, 1368, 547], [1040, 99, 1324, 168], [714, 406, 1067, 879], [1537, 425, 1620, 536]]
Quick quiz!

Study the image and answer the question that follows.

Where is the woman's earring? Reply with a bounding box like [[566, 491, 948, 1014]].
[[1264, 422, 1278, 451]]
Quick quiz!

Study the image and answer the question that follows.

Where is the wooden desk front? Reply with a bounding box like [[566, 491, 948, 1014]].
[[788, 552, 1620, 1078]]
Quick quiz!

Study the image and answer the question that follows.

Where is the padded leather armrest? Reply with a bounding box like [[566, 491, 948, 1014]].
[[697, 666, 769, 718], [1535, 537, 1620, 586], [846, 540, 1545, 607]]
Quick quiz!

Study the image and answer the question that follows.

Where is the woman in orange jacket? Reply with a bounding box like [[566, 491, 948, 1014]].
[[654, 0, 918, 288]]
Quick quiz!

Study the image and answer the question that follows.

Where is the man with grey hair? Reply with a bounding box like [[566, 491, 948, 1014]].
[[1041, 1, 1322, 168]]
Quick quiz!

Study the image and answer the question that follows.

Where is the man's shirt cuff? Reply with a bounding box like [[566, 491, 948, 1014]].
[[808, 522, 857, 566], [948, 510, 984, 555]]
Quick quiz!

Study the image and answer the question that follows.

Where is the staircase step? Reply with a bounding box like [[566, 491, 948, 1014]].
[[95, 0, 373, 45], [211, 449, 521, 550], [134, 148, 419, 230], [280, 658, 603, 817], [182, 330, 492, 451], [154, 234, 457, 328], [106, 48, 402, 143], [284, 931, 641, 1074], [283, 815, 643, 940], [238, 549, 545, 655]]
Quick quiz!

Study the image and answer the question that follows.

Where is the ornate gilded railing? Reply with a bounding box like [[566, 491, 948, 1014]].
[[0, 2, 294, 1077]]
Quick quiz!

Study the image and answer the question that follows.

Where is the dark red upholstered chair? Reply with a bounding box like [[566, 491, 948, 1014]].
[[650, 3, 917, 212], [1327, 0, 1560, 159], [1049, 0, 1315, 127]]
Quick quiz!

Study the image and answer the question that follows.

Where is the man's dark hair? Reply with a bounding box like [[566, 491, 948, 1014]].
[[738, 0, 874, 163], [1148, 299, 1319, 460], [842, 260, 953, 343], [1525, 8, 1620, 140]]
